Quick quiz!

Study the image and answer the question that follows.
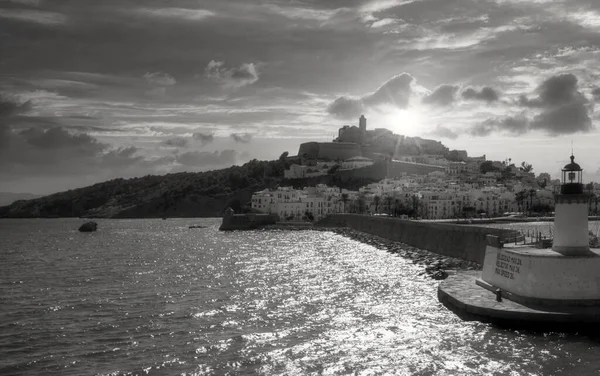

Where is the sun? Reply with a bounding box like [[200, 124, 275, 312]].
[[380, 108, 423, 136]]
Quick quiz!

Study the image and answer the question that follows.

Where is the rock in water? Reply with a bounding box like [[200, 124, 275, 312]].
[[431, 270, 449, 280], [78, 221, 98, 232]]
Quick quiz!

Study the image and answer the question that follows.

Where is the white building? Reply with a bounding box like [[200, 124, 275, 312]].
[[251, 185, 345, 221]]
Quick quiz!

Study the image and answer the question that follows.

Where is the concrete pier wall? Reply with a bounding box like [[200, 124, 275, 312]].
[[316, 214, 518, 264], [219, 213, 279, 231]]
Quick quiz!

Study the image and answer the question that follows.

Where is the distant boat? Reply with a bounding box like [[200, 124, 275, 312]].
[[189, 225, 207, 229], [162, 217, 167, 220]]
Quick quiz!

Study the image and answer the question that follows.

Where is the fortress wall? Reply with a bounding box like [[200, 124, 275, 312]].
[[298, 142, 321, 159], [317, 143, 362, 160], [387, 160, 445, 177], [316, 214, 518, 264], [334, 163, 387, 182], [298, 142, 362, 161]]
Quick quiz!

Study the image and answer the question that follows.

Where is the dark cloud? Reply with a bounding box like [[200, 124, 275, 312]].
[[161, 137, 189, 148], [469, 115, 529, 137], [519, 74, 582, 108], [422, 85, 459, 106], [230, 132, 253, 143], [192, 131, 214, 146], [461, 86, 499, 102], [592, 87, 600, 101], [327, 96, 364, 119], [19, 126, 106, 152], [176, 149, 237, 166], [518, 74, 593, 135], [0, 95, 32, 117], [327, 73, 414, 119], [205, 60, 259, 89], [529, 101, 593, 135], [430, 125, 458, 140]]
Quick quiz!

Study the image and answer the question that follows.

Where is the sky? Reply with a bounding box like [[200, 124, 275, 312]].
[[1, 0, 600, 194]]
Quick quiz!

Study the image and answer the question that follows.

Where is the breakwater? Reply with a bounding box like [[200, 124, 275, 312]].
[[219, 212, 279, 231], [315, 214, 519, 264]]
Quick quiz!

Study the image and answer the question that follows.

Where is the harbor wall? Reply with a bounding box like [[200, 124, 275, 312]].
[[219, 213, 279, 231], [316, 214, 518, 264]]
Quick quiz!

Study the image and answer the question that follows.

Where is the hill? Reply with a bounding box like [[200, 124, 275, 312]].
[[0, 192, 42, 206], [0, 158, 380, 219]]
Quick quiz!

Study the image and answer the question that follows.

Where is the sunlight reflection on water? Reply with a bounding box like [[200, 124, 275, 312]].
[[1, 219, 600, 375]]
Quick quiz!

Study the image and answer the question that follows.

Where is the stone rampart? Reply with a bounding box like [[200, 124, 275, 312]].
[[298, 142, 362, 161], [316, 214, 518, 264], [387, 160, 445, 177], [334, 162, 387, 182]]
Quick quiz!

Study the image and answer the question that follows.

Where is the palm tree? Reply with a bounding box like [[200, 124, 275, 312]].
[[374, 195, 381, 214], [357, 195, 367, 214], [520, 161, 533, 173], [515, 190, 527, 213], [384, 196, 394, 215], [340, 193, 349, 213], [528, 189, 536, 214]]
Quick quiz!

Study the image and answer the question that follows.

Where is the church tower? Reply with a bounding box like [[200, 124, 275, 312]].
[[359, 115, 367, 144], [359, 115, 367, 133]]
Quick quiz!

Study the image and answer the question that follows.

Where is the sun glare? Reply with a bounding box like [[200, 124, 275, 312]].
[[381, 109, 422, 136]]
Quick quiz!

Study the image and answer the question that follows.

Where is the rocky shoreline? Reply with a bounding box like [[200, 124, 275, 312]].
[[321, 227, 481, 280]]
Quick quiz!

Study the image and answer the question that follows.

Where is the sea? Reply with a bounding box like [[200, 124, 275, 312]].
[[1, 218, 600, 376]]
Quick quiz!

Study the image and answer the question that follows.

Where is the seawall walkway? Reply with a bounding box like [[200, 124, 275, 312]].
[[315, 214, 519, 265]]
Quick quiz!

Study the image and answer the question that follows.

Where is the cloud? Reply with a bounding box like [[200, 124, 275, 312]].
[[0, 122, 176, 192], [19, 126, 106, 152], [592, 87, 600, 101], [327, 73, 415, 119], [5, 0, 43, 5], [192, 132, 214, 146], [430, 124, 459, 140], [0, 9, 66, 25], [461, 86, 500, 102], [176, 150, 237, 167], [161, 137, 189, 148], [422, 84, 459, 106], [143, 72, 176, 97], [519, 74, 582, 108], [518, 73, 594, 135], [136, 8, 215, 21], [205, 60, 259, 89], [230, 132, 253, 143], [0, 95, 32, 117], [529, 101, 593, 135], [327, 96, 364, 119], [469, 115, 529, 137], [144, 72, 176, 86], [100, 146, 144, 168], [0, 124, 108, 168]]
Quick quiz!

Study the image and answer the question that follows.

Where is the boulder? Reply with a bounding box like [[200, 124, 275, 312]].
[[430, 270, 449, 280], [78, 221, 98, 232]]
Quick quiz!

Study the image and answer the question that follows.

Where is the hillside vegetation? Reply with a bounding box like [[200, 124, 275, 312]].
[[0, 158, 379, 219]]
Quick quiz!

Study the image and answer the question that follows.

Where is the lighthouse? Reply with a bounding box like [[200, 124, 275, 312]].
[[439, 154, 600, 326], [552, 155, 590, 255], [473, 153, 600, 305]]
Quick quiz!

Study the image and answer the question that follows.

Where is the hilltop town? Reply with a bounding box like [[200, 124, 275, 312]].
[[2, 115, 600, 220], [251, 116, 600, 222]]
